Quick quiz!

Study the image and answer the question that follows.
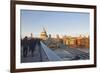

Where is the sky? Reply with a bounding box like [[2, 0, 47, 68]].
[[21, 10, 90, 38]]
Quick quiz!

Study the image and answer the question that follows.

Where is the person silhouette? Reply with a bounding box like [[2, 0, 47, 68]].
[[22, 36, 29, 58], [29, 38, 37, 57]]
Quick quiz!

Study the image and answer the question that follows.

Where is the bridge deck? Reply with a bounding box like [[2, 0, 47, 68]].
[[21, 40, 89, 63], [21, 40, 61, 63]]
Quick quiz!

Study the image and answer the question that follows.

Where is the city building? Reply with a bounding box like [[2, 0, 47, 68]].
[[62, 35, 89, 48], [40, 27, 48, 40]]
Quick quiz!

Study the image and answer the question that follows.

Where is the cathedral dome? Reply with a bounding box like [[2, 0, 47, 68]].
[[40, 31, 47, 36], [40, 27, 48, 40]]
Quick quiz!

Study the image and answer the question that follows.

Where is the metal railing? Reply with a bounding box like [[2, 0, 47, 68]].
[[40, 42, 62, 61]]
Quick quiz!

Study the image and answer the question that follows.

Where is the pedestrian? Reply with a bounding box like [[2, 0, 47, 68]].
[[22, 36, 29, 58], [29, 38, 36, 57]]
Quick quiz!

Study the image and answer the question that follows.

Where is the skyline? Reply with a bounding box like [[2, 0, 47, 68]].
[[21, 10, 90, 38]]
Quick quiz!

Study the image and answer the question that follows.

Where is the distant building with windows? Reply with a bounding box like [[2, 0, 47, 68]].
[[62, 35, 89, 48]]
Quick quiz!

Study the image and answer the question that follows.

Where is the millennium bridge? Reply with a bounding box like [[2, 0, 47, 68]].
[[21, 39, 89, 63]]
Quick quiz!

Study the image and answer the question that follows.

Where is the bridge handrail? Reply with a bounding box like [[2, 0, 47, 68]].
[[40, 42, 62, 61]]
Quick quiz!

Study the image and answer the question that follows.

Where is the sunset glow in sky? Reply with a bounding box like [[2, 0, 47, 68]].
[[21, 10, 90, 38]]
